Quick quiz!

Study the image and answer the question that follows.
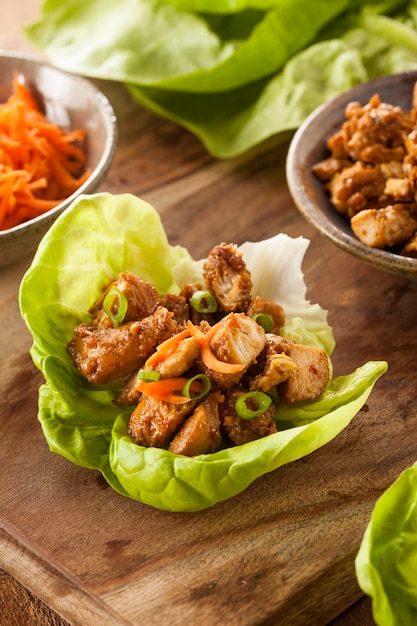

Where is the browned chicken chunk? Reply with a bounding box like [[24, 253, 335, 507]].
[[90, 272, 159, 328], [249, 334, 296, 392], [68, 306, 178, 384], [342, 95, 412, 162], [169, 391, 224, 456], [114, 371, 141, 406], [326, 161, 386, 217], [128, 395, 196, 448], [278, 342, 330, 404], [158, 292, 190, 326], [351, 204, 417, 248], [144, 335, 200, 379], [222, 390, 277, 445], [200, 313, 266, 388], [245, 295, 286, 333], [311, 156, 351, 181], [179, 282, 217, 325], [203, 242, 252, 312]]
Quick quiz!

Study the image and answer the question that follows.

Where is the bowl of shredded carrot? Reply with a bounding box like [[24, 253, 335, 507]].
[[0, 52, 117, 268]]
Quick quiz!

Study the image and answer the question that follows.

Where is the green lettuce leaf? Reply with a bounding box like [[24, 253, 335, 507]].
[[356, 462, 417, 626], [19, 193, 387, 511], [24, 0, 417, 157], [24, 0, 348, 93], [127, 38, 367, 158]]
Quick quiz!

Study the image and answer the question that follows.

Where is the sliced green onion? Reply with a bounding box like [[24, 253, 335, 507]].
[[235, 391, 272, 420], [137, 369, 161, 382], [182, 374, 211, 400], [103, 286, 128, 326], [190, 290, 218, 314], [252, 313, 273, 333]]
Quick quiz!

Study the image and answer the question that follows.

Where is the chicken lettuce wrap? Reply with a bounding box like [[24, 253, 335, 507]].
[[19, 193, 387, 511]]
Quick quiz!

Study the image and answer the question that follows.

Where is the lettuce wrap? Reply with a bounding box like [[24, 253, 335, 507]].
[[19, 193, 387, 511], [356, 462, 417, 626], [24, 0, 417, 157]]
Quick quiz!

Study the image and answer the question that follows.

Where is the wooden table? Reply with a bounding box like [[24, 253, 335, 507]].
[[1, 3, 416, 625]]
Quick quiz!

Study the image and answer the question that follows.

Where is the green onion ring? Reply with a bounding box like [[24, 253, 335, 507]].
[[182, 374, 211, 400], [102, 286, 128, 326], [137, 369, 161, 382], [251, 313, 273, 333], [190, 290, 218, 314], [235, 391, 272, 420]]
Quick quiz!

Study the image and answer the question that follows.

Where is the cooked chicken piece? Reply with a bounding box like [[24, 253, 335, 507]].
[[145, 335, 200, 379], [402, 154, 417, 190], [128, 396, 195, 448], [114, 371, 141, 406], [343, 95, 412, 161], [380, 160, 404, 179], [401, 231, 417, 257], [327, 130, 349, 159], [249, 334, 296, 392], [169, 391, 224, 456], [360, 144, 405, 164], [90, 272, 159, 328], [351, 204, 417, 248], [200, 313, 266, 389], [246, 295, 285, 333], [278, 342, 329, 404], [222, 390, 277, 446], [68, 306, 178, 384], [311, 156, 351, 181], [179, 282, 217, 325], [327, 161, 385, 216], [158, 292, 190, 326], [383, 177, 413, 201], [405, 128, 417, 156], [203, 242, 252, 312]]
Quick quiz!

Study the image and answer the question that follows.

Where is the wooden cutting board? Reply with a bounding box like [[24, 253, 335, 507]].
[[1, 73, 417, 626]]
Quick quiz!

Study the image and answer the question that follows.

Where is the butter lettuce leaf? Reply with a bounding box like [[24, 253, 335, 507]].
[[24, 0, 348, 93], [24, 0, 417, 157], [356, 462, 417, 626], [19, 193, 387, 511]]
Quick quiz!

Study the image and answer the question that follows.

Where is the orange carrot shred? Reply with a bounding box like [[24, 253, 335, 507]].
[[187, 320, 245, 374], [146, 328, 191, 367], [0, 73, 92, 231], [136, 377, 204, 404]]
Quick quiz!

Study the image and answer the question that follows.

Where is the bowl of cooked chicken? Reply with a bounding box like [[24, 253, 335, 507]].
[[286, 72, 417, 281]]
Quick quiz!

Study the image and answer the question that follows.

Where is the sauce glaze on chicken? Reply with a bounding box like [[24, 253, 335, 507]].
[[312, 85, 417, 256], [68, 243, 330, 456]]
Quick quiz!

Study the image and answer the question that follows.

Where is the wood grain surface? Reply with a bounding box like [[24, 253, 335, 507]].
[[1, 3, 416, 625]]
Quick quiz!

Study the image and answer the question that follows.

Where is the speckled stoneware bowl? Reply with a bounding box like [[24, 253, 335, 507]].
[[0, 52, 118, 269], [286, 72, 417, 281]]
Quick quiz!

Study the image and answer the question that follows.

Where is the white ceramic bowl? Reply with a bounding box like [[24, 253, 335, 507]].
[[286, 72, 417, 281], [0, 52, 118, 268]]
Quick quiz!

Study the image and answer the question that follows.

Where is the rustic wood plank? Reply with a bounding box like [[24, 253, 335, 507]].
[[0, 570, 70, 626]]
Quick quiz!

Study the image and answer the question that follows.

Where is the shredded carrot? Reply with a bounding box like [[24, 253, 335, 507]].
[[136, 377, 204, 404], [146, 328, 191, 367], [199, 340, 245, 374], [0, 73, 92, 230], [187, 320, 245, 374]]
